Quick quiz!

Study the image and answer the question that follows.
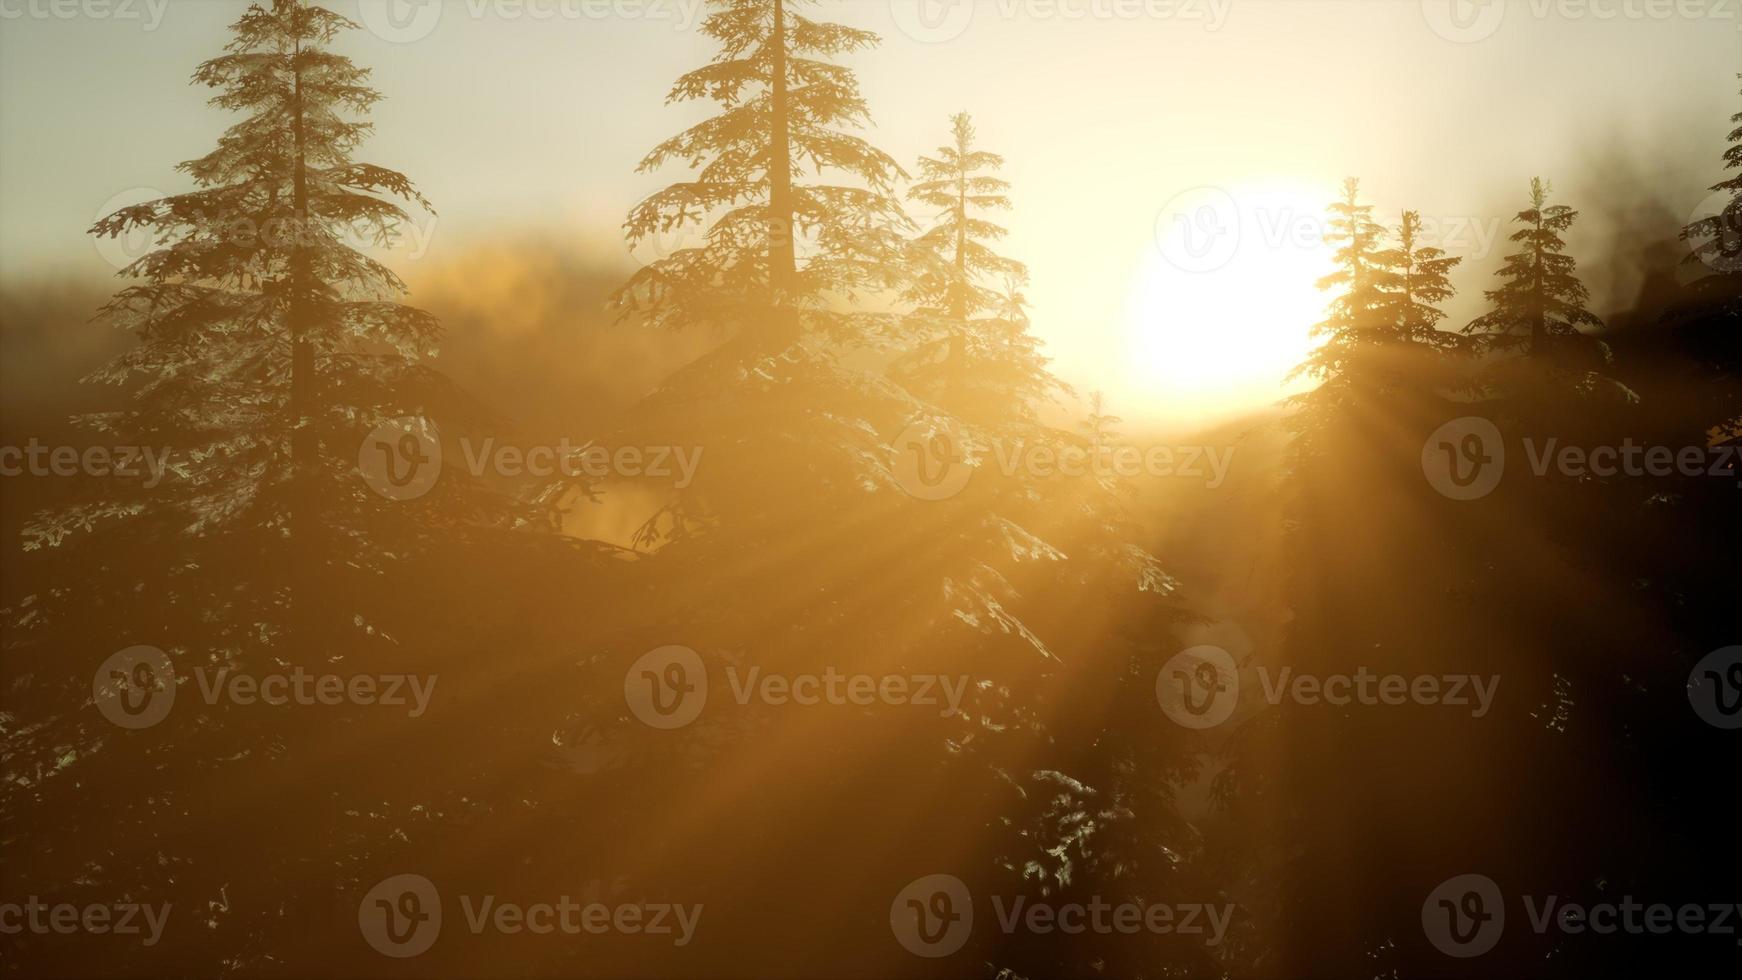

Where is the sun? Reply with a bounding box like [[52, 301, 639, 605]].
[[1126, 180, 1335, 423]]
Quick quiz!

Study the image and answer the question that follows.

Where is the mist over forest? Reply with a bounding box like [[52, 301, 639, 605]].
[[2, 2, 1738, 978]]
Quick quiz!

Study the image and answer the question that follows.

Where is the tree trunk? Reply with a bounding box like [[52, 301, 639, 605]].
[[765, 0, 799, 350], [289, 37, 319, 640]]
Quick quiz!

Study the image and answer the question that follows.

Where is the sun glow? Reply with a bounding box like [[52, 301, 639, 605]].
[[1127, 181, 1335, 423]]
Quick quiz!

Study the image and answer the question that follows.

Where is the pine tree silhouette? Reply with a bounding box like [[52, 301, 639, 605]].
[[1377, 210, 1463, 352], [896, 112, 1061, 426], [1286, 178, 1403, 458], [1680, 74, 1742, 286], [1462, 178, 1639, 412], [614, 0, 909, 350], [2, 5, 522, 973], [1466, 179, 1602, 359]]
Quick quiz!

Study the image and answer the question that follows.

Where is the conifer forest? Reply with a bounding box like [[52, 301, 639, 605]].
[[0, 2, 1738, 976]]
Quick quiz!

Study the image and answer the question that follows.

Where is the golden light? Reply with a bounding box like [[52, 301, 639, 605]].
[[1127, 180, 1334, 422]]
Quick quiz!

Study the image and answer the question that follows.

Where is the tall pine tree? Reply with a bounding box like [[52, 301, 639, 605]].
[[1465, 178, 1604, 365], [1460, 177, 1643, 418], [897, 112, 1037, 414], [1287, 179, 1400, 459], [1681, 74, 1742, 287], [3, 5, 519, 972], [1378, 209, 1462, 351], [614, 0, 909, 350]]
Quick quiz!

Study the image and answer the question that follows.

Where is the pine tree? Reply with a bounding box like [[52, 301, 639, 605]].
[[1670, 76, 1742, 437], [1286, 179, 1403, 461], [896, 112, 1061, 425], [613, 0, 909, 350], [594, 0, 918, 560], [905, 113, 1024, 321], [1465, 178, 1604, 362], [1681, 74, 1742, 283], [3, 5, 513, 972], [1378, 209, 1462, 351], [41, 0, 490, 584], [574, 66, 1199, 974], [1292, 179, 1398, 389]]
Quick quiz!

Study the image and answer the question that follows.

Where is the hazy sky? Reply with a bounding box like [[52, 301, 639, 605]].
[[2, 1, 1736, 422]]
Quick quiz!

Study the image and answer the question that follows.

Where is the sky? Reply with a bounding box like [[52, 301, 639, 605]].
[[1, 0, 1737, 424]]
